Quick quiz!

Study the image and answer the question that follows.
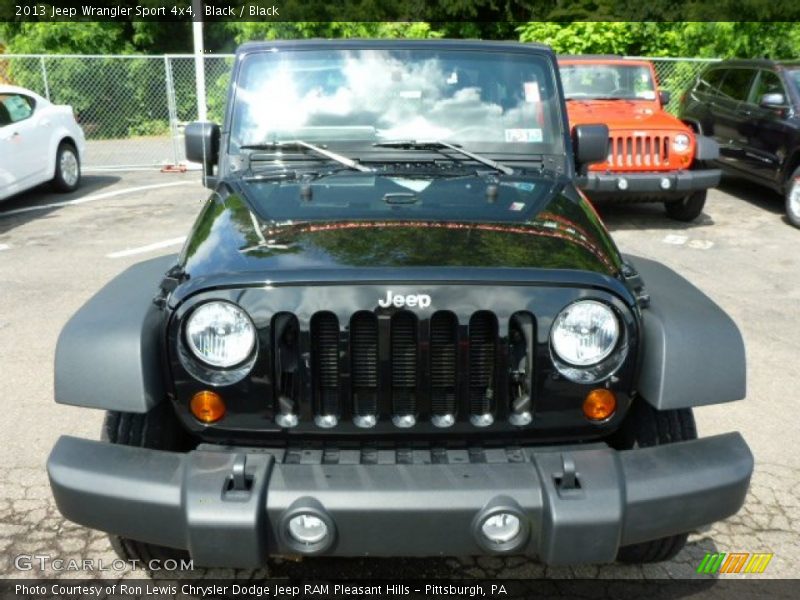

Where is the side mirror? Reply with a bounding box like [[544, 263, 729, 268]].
[[573, 123, 609, 173], [659, 90, 671, 106], [759, 93, 786, 108], [185, 121, 220, 187]]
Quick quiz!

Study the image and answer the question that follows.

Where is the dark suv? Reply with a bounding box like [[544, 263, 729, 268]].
[[47, 40, 752, 568], [679, 59, 800, 227]]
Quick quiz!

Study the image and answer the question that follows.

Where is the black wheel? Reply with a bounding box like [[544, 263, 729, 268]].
[[664, 190, 706, 221], [102, 404, 191, 565], [785, 166, 800, 228], [613, 401, 697, 564], [51, 141, 81, 192]]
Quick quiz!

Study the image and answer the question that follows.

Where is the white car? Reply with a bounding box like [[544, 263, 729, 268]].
[[0, 85, 86, 202]]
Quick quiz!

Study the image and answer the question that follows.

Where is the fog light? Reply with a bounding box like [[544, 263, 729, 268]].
[[288, 514, 329, 545], [583, 388, 617, 421], [617, 178, 628, 190], [190, 391, 225, 423], [660, 177, 671, 190], [481, 513, 521, 544]]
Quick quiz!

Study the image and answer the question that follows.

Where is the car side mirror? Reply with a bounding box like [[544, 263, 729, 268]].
[[573, 124, 609, 174], [659, 90, 671, 106], [759, 93, 786, 109], [185, 121, 220, 188]]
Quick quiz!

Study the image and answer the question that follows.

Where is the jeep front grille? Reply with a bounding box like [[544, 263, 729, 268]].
[[272, 310, 535, 431], [606, 134, 671, 170]]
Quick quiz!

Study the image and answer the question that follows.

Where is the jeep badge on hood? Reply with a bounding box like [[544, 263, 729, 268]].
[[378, 290, 432, 309]]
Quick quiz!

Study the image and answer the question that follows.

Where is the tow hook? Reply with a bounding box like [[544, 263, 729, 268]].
[[554, 453, 582, 498], [224, 453, 253, 499]]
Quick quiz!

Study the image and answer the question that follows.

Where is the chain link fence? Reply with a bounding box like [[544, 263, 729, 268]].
[[0, 53, 719, 170], [629, 56, 721, 113], [0, 53, 234, 169]]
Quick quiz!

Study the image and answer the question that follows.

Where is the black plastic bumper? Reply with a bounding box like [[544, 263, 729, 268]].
[[47, 433, 752, 567], [578, 168, 721, 198]]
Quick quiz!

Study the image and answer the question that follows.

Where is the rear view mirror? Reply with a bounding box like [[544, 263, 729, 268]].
[[573, 124, 609, 173], [659, 90, 671, 106], [185, 121, 220, 188], [759, 93, 786, 108]]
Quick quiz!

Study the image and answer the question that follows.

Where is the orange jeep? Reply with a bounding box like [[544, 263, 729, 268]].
[[559, 57, 721, 221]]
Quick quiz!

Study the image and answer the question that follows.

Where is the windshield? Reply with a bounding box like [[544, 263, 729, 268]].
[[788, 69, 800, 96], [230, 48, 564, 155], [560, 63, 656, 100]]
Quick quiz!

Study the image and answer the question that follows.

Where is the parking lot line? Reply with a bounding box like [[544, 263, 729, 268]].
[[0, 243, 10, 251], [107, 236, 187, 258], [0, 181, 193, 219]]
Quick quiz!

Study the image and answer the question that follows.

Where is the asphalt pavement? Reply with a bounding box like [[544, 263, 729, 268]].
[[0, 171, 797, 581]]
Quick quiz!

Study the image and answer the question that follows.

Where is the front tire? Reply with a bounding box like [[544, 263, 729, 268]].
[[102, 404, 191, 566], [664, 190, 706, 222], [613, 401, 697, 564], [51, 142, 81, 193], [785, 167, 800, 228]]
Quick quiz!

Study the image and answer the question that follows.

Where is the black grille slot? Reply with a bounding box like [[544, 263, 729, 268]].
[[311, 312, 339, 417], [351, 312, 378, 416], [391, 311, 418, 416], [430, 311, 457, 416], [469, 311, 497, 417], [272, 313, 301, 422]]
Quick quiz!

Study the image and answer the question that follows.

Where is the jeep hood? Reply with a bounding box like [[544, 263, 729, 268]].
[[174, 176, 623, 300], [566, 99, 689, 131]]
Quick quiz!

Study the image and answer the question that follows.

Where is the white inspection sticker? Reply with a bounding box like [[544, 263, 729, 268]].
[[524, 81, 541, 102], [505, 128, 543, 143]]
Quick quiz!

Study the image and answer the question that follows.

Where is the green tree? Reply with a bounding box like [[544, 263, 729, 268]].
[[0, 21, 133, 54]]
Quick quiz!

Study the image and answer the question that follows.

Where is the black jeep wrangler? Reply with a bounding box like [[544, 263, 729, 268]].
[[48, 40, 752, 567]]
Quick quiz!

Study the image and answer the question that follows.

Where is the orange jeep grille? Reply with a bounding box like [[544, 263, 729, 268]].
[[604, 134, 672, 171]]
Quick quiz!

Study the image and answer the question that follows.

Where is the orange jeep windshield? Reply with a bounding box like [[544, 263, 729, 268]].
[[560, 64, 656, 101]]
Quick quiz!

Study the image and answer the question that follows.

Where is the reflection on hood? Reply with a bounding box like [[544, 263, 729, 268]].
[[178, 184, 623, 281]]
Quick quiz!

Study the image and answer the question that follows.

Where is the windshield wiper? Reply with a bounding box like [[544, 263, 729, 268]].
[[567, 96, 630, 101], [373, 140, 514, 176], [240, 140, 373, 173]]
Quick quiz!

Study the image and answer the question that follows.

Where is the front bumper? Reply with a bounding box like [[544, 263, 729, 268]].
[[48, 432, 752, 567], [578, 168, 721, 199]]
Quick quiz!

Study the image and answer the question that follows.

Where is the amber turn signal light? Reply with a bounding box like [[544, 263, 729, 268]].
[[583, 388, 616, 421], [190, 390, 226, 423]]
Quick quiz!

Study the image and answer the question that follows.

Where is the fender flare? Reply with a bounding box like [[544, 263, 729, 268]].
[[54, 255, 176, 413], [681, 118, 703, 135], [626, 255, 746, 410], [694, 134, 720, 162]]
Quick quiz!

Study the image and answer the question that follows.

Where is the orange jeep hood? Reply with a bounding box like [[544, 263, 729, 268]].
[[565, 99, 689, 131]]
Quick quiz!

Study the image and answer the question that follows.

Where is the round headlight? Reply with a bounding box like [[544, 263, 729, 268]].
[[672, 134, 691, 153], [185, 301, 256, 368], [551, 300, 619, 367]]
